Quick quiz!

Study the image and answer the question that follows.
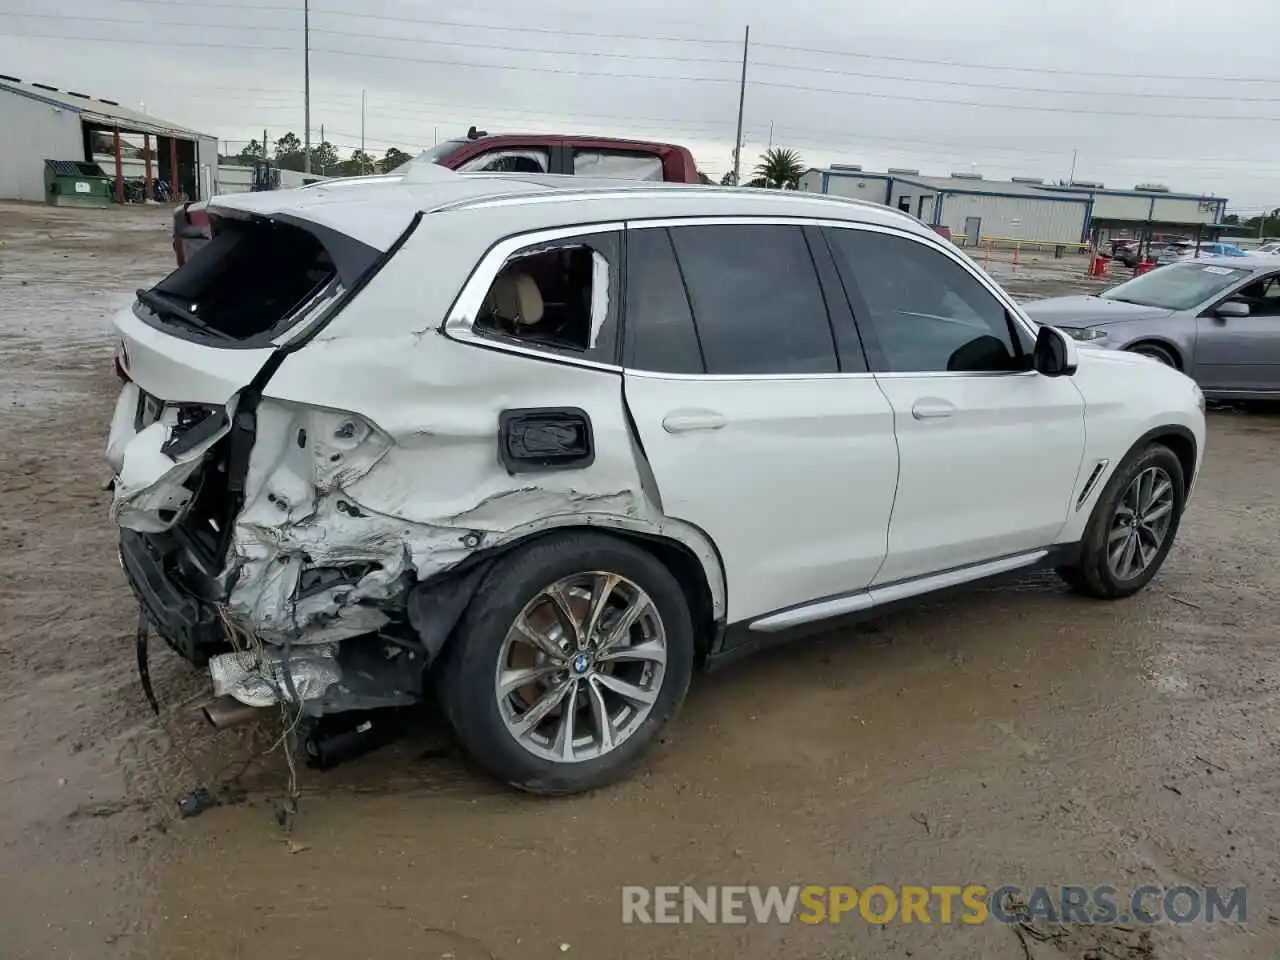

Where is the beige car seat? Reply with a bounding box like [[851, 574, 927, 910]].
[[486, 271, 544, 329]]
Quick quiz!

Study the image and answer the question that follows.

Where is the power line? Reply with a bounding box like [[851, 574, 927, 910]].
[[0, 11, 740, 63], [0, 28, 290, 50], [90, 0, 738, 44], [309, 6, 736, 45], [51, 0, 1280, 86], [749, 79, 1280, 123], [752, 41, 1280, 86], [309, 45, 738, 83], [307, 27, 738, 64], [749, 58, 1280, 103]]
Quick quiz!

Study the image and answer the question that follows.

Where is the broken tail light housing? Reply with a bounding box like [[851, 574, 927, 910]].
[[114, 342, 131, 383]]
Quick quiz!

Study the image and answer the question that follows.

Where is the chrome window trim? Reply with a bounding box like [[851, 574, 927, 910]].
[[442, 213, 1042, 379], [442, 222, 626, 372]]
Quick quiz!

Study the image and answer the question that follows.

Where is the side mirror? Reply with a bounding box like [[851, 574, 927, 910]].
[[1034, 325, 1078, 377], [1215, 300, 1249, 319]]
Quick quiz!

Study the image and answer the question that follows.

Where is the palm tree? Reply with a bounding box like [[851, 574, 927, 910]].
[[752, 147, 804, 189]]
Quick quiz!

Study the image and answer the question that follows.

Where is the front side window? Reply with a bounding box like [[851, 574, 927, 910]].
[[1231, 273, 1280, 316], [573, 150, 663, 181], [666, 224, 838, 375], [1102, 262, 1253, 310], [457, 148, 550, 174], [474, 232, 620, 363], [824, 227, 1026, 374]]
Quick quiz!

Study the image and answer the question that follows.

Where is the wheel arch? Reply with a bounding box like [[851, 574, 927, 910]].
[[1139, 423, 1198, 498], [1123, 338, 1184, 370], [408, 520, 726, 666]]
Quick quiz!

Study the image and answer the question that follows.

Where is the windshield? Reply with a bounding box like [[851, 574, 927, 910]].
[[1100, 262, 1252, 310], [420, 138, 468, 165]]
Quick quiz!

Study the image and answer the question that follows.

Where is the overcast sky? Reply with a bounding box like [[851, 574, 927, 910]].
[[2, 0, 1279, 211]]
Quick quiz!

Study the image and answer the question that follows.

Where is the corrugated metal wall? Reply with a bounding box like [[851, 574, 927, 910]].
[[822, 174, 891, 204], [936, 193, 1087, 244], [0, 91, 83, 201]]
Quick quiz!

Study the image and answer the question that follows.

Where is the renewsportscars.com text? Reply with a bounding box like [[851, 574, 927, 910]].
[[621, 885, 1246, 926]]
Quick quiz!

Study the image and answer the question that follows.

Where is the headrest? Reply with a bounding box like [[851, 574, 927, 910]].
[[488, 272, 544, 326]]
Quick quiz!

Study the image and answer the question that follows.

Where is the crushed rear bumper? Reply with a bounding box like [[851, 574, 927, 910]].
[[119, 528, 229, 666]]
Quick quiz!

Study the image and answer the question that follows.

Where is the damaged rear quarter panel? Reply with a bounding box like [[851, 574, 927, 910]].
[[226, 210, 726, 643]]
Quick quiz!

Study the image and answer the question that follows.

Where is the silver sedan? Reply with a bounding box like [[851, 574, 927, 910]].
[[1024, 256, 1280, 399]]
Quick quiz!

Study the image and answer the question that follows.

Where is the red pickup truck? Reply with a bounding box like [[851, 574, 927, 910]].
[[171, 131, 707, 266]]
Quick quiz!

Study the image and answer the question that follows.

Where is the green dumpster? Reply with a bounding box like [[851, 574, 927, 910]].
[[44, 159, 112, 208]]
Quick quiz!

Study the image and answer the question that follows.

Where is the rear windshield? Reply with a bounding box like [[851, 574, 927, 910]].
[[137, 216, 376, 345]]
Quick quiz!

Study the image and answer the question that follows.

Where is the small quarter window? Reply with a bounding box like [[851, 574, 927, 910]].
[[474, 232, 620, 363]]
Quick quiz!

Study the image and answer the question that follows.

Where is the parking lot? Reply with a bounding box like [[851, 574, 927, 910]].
[[1, 201, 1278, 960]]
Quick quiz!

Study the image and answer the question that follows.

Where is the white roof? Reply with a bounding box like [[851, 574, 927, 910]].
[[209, 165, 930, 252], [0, 77, 210, 140]]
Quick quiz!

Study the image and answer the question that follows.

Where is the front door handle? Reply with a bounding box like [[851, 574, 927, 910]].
[[911, 398, 956, 421], [662, 410, 727, 434]]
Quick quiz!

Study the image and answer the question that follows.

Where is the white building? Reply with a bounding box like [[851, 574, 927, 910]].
[[0, 75, 217, 203], [799, 166, 1229, 247]]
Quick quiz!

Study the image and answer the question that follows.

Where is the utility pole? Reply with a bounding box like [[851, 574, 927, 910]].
[[767, 121, 774, 150], [319, 123, 325, 175], [263, 128, 268, 163], [731, 25, 749, 187], [303, 0, 311, 174], [360, 89, 366, 164], [1068, 149, 1078, 184]]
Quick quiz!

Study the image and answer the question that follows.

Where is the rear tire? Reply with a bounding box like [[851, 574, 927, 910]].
[[1057, 443, 1185, 599], [440, 532, 694, 795]]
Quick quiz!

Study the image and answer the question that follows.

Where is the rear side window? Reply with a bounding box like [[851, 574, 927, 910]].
[[623, 228, 704, 374], [824, 227, 1026, 374], [140, 217, 366, 344], [573, 150, 664, 181], [457, 149, 550, 174], [667, 224, 838, 375], [473, 231, 621, 363]]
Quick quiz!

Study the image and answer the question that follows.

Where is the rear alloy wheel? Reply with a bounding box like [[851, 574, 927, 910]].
[[1057, 443, 1185, 599], [1128, 343, 1177, 367], [442, 532, 694, 795]]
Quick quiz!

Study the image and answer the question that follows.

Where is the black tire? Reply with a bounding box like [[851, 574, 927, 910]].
[[440, 531, 694, 795], [1056, 443, 1185, 599], [1127, 343, 1178, 368]]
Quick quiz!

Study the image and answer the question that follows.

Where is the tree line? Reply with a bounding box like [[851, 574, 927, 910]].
[[227, 133, 414, 176]]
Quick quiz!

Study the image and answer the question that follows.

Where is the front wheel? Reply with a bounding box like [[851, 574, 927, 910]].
[[1128, 343, 1177, 367], [1057, 443, 1185, 599], [440, 532, 695, 795]]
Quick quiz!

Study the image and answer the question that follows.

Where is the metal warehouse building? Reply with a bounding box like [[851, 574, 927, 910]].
[[0, 76, 217, 204], [799, 165, 1228, 248]]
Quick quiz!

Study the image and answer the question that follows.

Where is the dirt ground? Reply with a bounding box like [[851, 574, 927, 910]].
[[1, 201, 1278, 960]]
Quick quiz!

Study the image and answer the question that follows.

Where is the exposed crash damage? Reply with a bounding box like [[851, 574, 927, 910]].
[[107, 168, 727, 777]]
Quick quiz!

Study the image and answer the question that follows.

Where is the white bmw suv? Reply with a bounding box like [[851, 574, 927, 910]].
[[107, 163, 1205, 794]]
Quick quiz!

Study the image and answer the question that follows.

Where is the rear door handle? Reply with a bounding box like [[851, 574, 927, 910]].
[[662, 410, 727, 434], [911, 398, 956, 421]]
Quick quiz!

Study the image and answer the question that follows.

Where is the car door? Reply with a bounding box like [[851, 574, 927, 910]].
[[620, 220, 899, 627], [1194, 271, 1280, 395], [822, 224, 1086, 585]]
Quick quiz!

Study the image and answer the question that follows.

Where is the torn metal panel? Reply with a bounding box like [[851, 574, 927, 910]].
[[210, 646, 341, 708]]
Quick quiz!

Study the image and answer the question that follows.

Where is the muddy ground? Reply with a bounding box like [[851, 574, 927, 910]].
[[1, 202, 1277, 960]]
